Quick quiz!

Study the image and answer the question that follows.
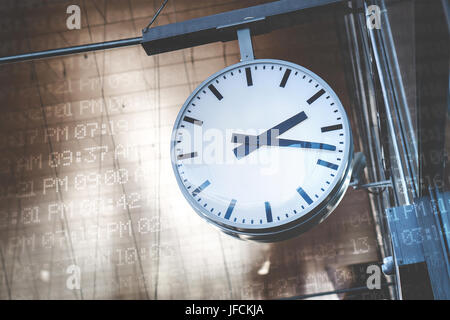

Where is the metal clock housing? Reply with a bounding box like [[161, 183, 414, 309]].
[[171, 59, 353, 242]]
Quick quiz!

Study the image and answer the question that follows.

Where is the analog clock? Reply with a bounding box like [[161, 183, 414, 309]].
[[171, 59, 353, 242]]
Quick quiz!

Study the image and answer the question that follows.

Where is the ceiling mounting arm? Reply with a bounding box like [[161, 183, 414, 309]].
[[237, 28, 254, 61], [0, 0, 342, 65], [140, 0, 342, 56]]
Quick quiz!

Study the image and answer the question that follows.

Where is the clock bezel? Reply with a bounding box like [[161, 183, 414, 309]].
[[171, 59, 354, 242]]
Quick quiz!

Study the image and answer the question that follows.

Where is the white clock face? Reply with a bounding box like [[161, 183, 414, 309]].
[[171, 59, 352, 241]]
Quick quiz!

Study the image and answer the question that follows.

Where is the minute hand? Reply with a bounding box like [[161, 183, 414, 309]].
[[239, 137, 336, 151]]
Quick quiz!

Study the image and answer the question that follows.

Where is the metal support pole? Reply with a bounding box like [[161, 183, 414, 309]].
[[0, 37, 142, 65], [237, 28, 254, 61], [365, 2, 411, 205]]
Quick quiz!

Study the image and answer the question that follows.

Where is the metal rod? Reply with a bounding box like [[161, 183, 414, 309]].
[[0, 37, 142, 65], [142, 0, 169, 33], [365, 2, 411, 205], [350, 179, 393, 189]]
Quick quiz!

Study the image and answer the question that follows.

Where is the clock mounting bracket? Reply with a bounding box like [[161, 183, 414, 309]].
[[236, 28, 255, 62]]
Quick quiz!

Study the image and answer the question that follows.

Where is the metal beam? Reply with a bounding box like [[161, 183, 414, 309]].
[[0, 0, 342, 65], [141, 0, 342, 56]]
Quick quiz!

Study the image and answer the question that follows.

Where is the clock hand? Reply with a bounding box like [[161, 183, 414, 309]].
[[276, 139, 336, 151], [232, 111, 308, 158], [232, 134, 336, 158], [264, 111, 308, 142], [232, 134, 336, 151]]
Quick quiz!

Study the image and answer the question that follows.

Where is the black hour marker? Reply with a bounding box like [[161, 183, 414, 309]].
[[265, 201, 273, 223], [245, 67, 253, 86], [279, 69, 292, 88], [224, 199, 237, 220], [321, 124, 343, 132], [183, 116, 203, 126], [307, 89, 325, 104], [208, 84, 223, 100], [192, 180, 210, 197], [317, 159, 339, 170], [297, 187, 313, 205], [177, 152, 198, 160]]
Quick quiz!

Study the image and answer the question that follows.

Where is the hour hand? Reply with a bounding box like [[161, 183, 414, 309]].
[[232, 134, 259, 159], [231, 111, 308, 159]]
